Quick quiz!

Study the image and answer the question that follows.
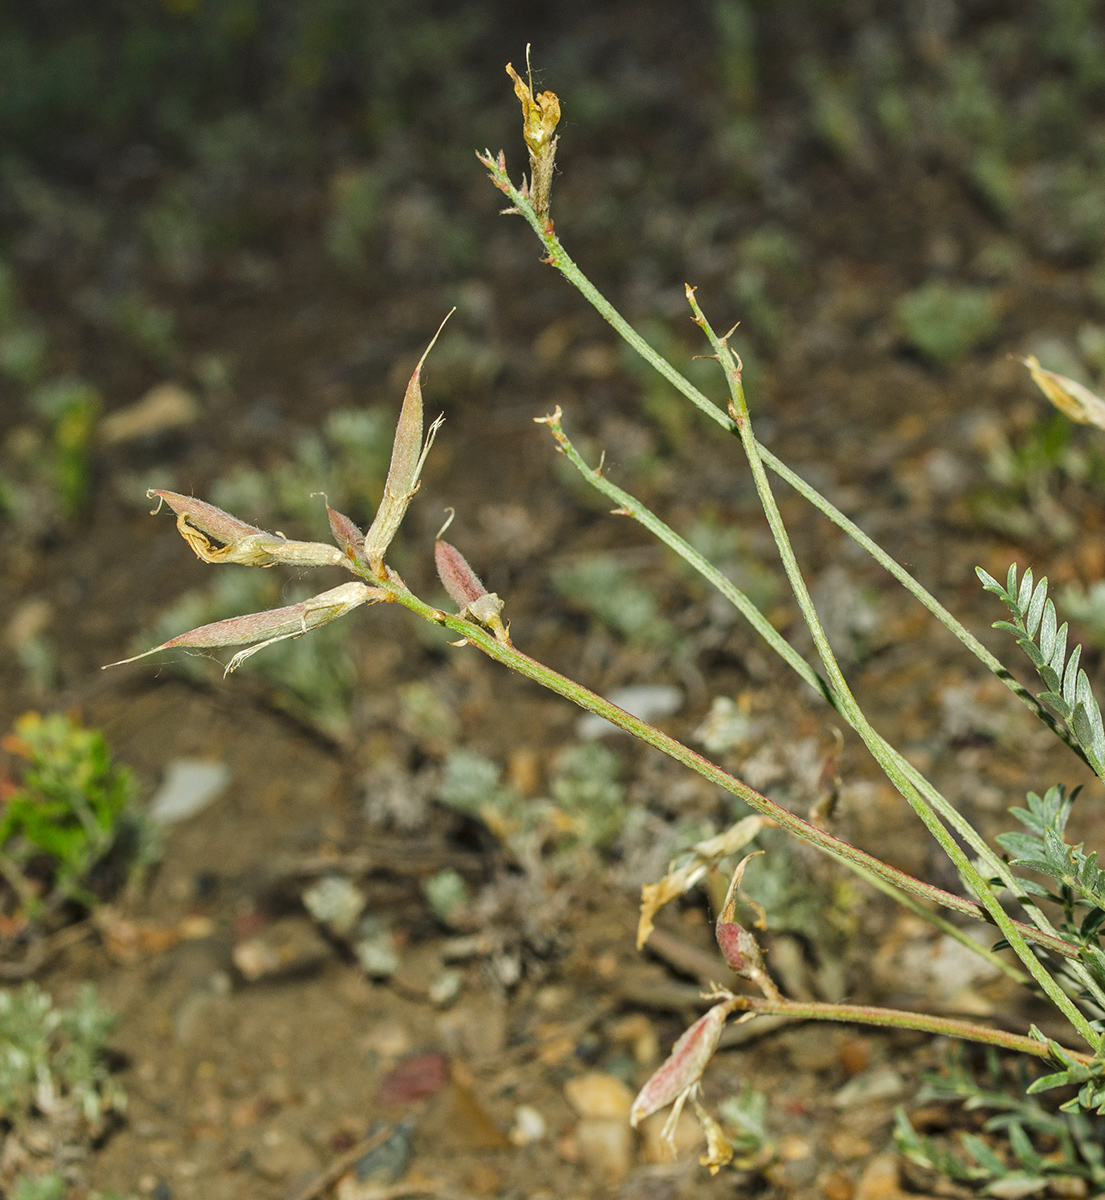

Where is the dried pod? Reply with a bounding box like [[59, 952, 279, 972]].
[[364, 316, 451, 574], [105, 581, 382, 675], [629, 1000, 732, 1128]]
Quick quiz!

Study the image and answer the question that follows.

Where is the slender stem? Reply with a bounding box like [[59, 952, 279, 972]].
[[539, 407, 835, 705], [732, 995, 1094, 1066], [481, 157, 1105, 1018], [377, 577, 1079, 963], [757, 445, 1078, 758], [690, 295, 1097, 1046], [479, 153, 1080, 763], [540, 409, 1052, 989]]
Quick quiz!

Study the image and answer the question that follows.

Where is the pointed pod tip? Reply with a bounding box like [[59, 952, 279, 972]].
[[414, 309, 456, 376], [102, 644, 167, 670]]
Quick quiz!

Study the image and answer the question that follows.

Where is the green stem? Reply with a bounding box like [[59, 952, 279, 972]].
[[541, 409, 1043, 988], [757, 445, 1078, 759], [689, 294, 1097, 1046], [540, 407, 834, 704], [733, 995, 1094, 1065], [378, 577, 1078, 963], [481, 156, 1105, 1018], [478, 153, 1079, 762]]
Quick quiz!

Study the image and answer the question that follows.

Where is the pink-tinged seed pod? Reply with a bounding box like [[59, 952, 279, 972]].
[[714, 852, 765, 978], [105, 581, 381, 674], [150, 489, 347, 569], [435, 538, 506, 630], [149, 489, 264, 543], [629, 1001, 731, 1127], [435, 538, 488, 608], [327, 506, 366, 568], [715, 918, 764, 976], [714, 852, 778, 998], [364, 315, 451, 573]]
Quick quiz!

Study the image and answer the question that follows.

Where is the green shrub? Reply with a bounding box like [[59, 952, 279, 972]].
[[1, 713, 135, 911]]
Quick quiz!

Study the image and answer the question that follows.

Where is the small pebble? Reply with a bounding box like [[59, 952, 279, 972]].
[[148, 759, 230, 825], [353, 918, 399, 978], [465, 1162, 503, 1195], [302, 876, 366, 936], [232, 917, 331, 982], [853, 1152, 901, 1200], [575, 1117, 633, 1185], [833, 1067, 905, 1109], [564, 1072, 633, 1119], [822, 1168, 855, 1200], [510, 1104, 547, 1145], [251, 1129, 317, 1181], [428, 968, 463, 1007], [353, 1119, 414, 1184], [361, 1021, 410, 1060], [830, 1129, 873, 1161]]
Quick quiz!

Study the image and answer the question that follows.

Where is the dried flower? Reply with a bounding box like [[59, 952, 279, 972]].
[[637, 815, 770, 948], [1021, 355, 1105, 428], [506, 54, 560, 221], [692, 1094, 735, 1175]]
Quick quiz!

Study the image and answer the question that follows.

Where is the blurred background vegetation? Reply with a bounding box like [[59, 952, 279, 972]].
[[3, 0, 1105, 748], [2, 0, 1104, 723]]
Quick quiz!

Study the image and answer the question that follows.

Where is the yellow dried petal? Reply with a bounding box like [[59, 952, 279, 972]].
[[1021, 355, 1105, 428], [637, 815, 771, 948]]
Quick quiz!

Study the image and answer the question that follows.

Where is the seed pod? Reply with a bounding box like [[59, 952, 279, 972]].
[[629, 1001, 731, 1127], [714, 852, 777, 998], [105, 581, 382, 675], [715, 919, 765, 977], [149, 489, 350, 570], [434, 538, 505, 630], [435, 538, 488, 608], [327, 506, 366, 568], [149, 489, 264, 544], [364, 316, 451, 573]]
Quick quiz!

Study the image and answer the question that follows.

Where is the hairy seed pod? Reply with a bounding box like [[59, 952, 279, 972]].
[[630, 1001, 730, 1127]]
